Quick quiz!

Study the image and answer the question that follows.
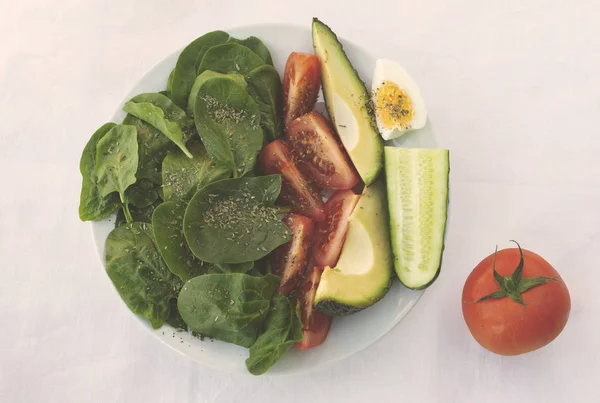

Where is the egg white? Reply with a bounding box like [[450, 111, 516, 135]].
[[371, 59, 427, 140]]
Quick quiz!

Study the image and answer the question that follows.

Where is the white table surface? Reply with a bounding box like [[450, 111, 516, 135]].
[[2, 0, 599, 402]]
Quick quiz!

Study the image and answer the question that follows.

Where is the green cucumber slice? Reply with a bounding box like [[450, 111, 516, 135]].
[[384, 147, 449, 289]]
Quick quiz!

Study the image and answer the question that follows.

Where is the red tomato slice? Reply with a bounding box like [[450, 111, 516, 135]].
[[286, 111, 360, 190], [295, 266, 333, 350], [283, 52, 321, 127], [312, 189, 361, 268], [258, 140, 326, 221], [271, 214, 316, 296]]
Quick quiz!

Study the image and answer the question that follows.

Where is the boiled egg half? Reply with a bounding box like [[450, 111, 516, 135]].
[[371, 59, 427, 140]]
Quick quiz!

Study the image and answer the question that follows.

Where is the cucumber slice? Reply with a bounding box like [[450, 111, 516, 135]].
[[384, 147, 449, 289]]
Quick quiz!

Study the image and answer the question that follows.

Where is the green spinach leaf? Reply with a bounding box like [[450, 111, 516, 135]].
[[116, 200, 161, 226], [246, 65, 283, 141], [186, 70, 246, 117], [197, 43, 265, 76], [79, 122, 120, 221], [227, 36, 273, 66], [129, 93, 195, 138], [162, 141, 229, 202], [166, 298, 187, 330], [105, 222, 182, 329], [177, 273, 280, 347], [193, 77, 263, 177], [170, 30, 230, 109], [183, 175, 290, 264], [123, 114, 174, 185], [152, 200, 207, 281], [123, 101, 192, 158], [245, 294, 303, 375], [207, 261, 254, 274], [95, 124, 139, 204], [166, 68, 175, 97], [125, 178, 159, 209]]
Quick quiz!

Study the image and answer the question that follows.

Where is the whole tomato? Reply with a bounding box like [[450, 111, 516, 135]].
[[462, 241, 571, 356]]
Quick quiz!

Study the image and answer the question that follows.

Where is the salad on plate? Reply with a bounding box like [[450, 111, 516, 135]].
[[78, 18, 450, 375]]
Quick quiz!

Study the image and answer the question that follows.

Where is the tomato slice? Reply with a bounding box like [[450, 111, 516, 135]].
[[271, 214, 316, 296], [258, 140, 326, 221], [295, 266, 333, 350], [283, 52, 321, 127], [286, 111, 360, 190], [312, 189, 361, 268]]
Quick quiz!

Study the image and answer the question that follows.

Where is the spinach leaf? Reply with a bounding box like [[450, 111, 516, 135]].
[[95, 124, 138, 204], [186, 71, 246, 117], [166, 68, 175, 97], [207, 261, 254, 274], [79, 122, 120, 221], [116, 200, 161, 226], [162, 141, 229, 202], [152, 200, 207, 281], [123, 114, 174, 185], [105, 222, 182, 329], [245, 294, 303, 375], [123, 101, 192, 158], [227, 36, 273, 66], [170, 30, 230, 109], [193, 77, 263, 177], [125, 178, 159, 209], [129, 93, 195, 138], [246, 65, 283, 142], [183, 175, 291, 264], [166, 298, 187, 330], [177, 273, 280, 347], [197, 43, 265, 76]]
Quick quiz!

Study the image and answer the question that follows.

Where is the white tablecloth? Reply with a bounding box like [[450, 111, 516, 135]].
[[2, 0, 599, 402]]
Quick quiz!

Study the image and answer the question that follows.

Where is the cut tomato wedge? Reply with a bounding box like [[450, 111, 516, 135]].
[[312, 189, 361, 268], [271, 214, 316, 296], [286, 111, 360, 190], [258, 140, 326, 221], [283, 52, 321, 127], [295, 266, 333, 350]]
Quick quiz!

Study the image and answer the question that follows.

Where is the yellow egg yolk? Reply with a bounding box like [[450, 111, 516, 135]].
[[375, 81, 414, 129]]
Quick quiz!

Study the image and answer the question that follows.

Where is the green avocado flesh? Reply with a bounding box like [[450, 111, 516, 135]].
[[312, 18, 383, 186], [314, 180, 393, 316]]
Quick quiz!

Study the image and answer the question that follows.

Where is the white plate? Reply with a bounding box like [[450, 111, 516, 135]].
[[92, 23, 438, 376]]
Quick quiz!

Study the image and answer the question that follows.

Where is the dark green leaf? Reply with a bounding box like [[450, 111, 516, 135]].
[[115, 200, 161, 226], [165, 299, 187, 330], [245, 294, 303, 375], [227, 36, 273, 65], [510, 240, 525, 284], [207, 261, 254, 274], [187, 71, 247, 117], [152, 200, 207, 281], [105, 222, 182, 329], [162, 142, 230, 202], [79, 122, 120, 221], [197, 43, 265, 76], [123, 101, 192, 158], [183, 175, 290, 264], [166, 68, 175, 97], [246, 65, 283, 141], [95, 124, 139, 201], [193, 77, 263, 177], [125, 178, 159, 209], [177, 273, 280, 347], [170, 30, 230, 109], [123, 114, 174, 185]]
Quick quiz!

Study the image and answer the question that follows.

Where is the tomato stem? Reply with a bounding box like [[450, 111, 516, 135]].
[[476, 241, 557, 305]]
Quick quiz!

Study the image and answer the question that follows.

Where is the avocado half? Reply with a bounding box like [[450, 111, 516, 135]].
[[312, 18, 383, 186], [314, 180, 393, 316]]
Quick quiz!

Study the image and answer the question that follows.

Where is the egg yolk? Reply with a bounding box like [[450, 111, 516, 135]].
[[375, 81, 414, 129]]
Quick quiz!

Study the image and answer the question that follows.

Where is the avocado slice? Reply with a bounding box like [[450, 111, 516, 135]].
[[314, 180, 393, 316], [312, 18, 384, 186]]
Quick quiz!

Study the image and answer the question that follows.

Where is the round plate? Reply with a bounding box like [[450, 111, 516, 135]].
[[92, 23, 437, 375]]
